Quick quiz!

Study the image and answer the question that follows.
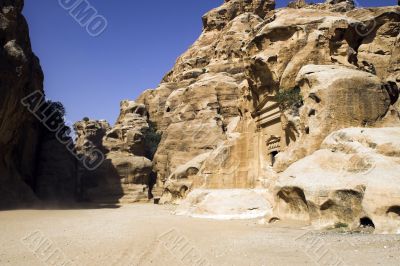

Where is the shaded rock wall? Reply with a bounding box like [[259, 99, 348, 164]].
[[0, 0, 77, 208], [74, 101, 155, 203], [0, 0, 44, 207], [34, 131, 77, 202]]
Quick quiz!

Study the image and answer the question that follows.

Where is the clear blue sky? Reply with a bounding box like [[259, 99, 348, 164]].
[[23, 0, 396, 125]]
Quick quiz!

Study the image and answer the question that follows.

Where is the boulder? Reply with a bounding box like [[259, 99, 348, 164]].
[[202, 0, 275, 31], [103, 100, 149, 155], [274, 127, 400, 234], [74, 119, 110, 154], [175, 189, 273, 220], [323, 0, 355, 12], [274, 65, 392, 172]]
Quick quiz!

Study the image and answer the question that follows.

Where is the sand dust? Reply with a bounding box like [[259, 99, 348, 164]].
[[0, 204, 399, 265]]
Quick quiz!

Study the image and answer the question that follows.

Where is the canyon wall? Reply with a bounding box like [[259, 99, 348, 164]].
[[2, 0, 399, 233], [136, 0, 399, 188], [133, 0, 400, 232], [0, 0, 76, 208], [0, 0, 44, 207], [74, 101, 156, 204]]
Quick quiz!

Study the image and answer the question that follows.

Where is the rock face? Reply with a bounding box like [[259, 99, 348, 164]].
[[274, 127, 400, 234], [202, 0, 275, 31], [132, 0, 400, 232], [176, 189, 272, 220], [0, 0, 77, 207], [0, 0, 78, 208], [3, 0, 398, 234], [34, 129, 77, 203], [74, 101, 155, 203], [274, 65, 392, 172], [137, 0, 278, 196], [0, 0, 43, 207]]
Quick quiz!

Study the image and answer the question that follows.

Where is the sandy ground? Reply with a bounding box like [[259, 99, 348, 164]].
[[0, 204, 399, 266]]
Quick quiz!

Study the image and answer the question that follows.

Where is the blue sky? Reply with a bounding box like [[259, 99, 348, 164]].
[[23, 0, 396, 125]]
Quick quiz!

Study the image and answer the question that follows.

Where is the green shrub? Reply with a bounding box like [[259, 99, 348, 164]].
[[144, 121, 162, 160], [334, 222, 348, 229], [40, 101, 70, 139], [274, 86, 303, 111], [43, 100, 66, 118]]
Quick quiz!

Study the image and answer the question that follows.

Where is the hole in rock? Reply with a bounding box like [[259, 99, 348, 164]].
[[387, 206, 400, 216], [267, 55, 278, 63], [270, 151, 278, 166], [360, 217, 375, 229], [309, 93, 321, 103], [180, 186, 188, 198], [134, 106, 147, 116], [277, 187, 308, 214], [186, 167, 199, 176], [218, 9, 227, 15], [107, 131, 118, 139], [308, 109, 316, 117], [320, 200, 335, 211], [269, 217, 280, 224]]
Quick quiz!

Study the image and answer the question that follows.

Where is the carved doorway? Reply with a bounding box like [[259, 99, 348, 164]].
[[266, 135, 281, 166]]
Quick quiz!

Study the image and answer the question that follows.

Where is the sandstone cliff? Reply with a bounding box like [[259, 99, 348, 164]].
[[0, 0, 44, 207], [3, 0, 399, 231], [275, 127, 400, 233], [0, 0, 76, 208], [136, 0, 398, 186], [74, 101, 156, 203], [132, 0, 400, 232]]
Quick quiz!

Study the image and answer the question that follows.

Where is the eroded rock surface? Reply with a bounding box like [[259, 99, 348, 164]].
[[131, 0, 400, 232], [74, 101, 155, 203], [34, 130, 77, 203], [0, 0, 43, 207], [0, 0, 76, 207], [274, 127, 400, 234], [3, 0, 399, 225], [176, 189, 273, 220], [274, 65, 393, 172], [136, 0, 398, 188]]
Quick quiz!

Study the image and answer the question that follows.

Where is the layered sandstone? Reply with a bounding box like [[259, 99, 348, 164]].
[[137, 0, 398, 187], [74, 101, 155, 203], [3, 0, 399, 233], [0, 0, 43, 207], [0, 0, 79, 208], [0, 0, 79, 207], [274, 64, 394, 172], [132, 0, 400, 232], [274, 127, 400, 234]]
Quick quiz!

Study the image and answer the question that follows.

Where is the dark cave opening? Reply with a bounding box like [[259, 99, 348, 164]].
[[360, 217, 375, 229]]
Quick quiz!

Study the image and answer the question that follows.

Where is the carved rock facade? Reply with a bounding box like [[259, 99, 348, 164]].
[[134, 0, 400, 232]]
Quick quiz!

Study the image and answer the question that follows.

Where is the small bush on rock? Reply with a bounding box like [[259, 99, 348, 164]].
[[144, 121, 162, 160], [274, 86, 303, 111]]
